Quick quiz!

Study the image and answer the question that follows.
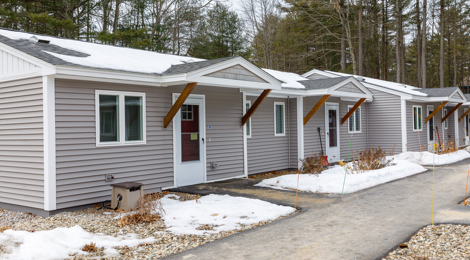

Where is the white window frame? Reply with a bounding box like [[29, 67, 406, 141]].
[[246, 100, 252, 138], [95, 90, 146, 147], [412, 105, 423, 132], [347, 105, 361, 133], [274, 102, 286, 137], [443, 108, 448, 129]]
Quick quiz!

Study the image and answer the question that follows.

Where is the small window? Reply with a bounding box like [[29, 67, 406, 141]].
[[181, 105, 193, 121], [96, 90, 146, 146], [443, 109, 448, 129], [347, 106, 361, 133], [274, 102, 285, 136], [413, 106, 422, 131], [246, 101, 252, 138]]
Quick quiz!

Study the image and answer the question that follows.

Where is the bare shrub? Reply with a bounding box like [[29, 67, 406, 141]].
[[0, 226, 11, 233], [299, 153, 328, 175], [341, 147, 395, 174], [117, 193, 164, 226], [82, 243, 98, 253]]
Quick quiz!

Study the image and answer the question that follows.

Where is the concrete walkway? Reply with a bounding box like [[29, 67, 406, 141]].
[[168, 160, 470, 260]]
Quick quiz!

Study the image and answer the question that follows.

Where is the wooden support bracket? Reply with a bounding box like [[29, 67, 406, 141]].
[[303, 95, 330, 125], [458, 107, 470, 123], [341, 98, 366, 125], [425, 101, 448, 123], [442, 103, 462, 122], [163, 82, 197, 128], [241, 89, 272, 126]]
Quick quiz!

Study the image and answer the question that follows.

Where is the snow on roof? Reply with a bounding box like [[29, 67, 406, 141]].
[[262, 69, 308, 89], [0, 29, 204, 74], [320, 70, 428, 96]]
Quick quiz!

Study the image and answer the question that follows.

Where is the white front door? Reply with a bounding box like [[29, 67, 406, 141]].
[[427, 105, 435, 151], [175, 96, 206, 187], [325, 103, 340, 163]]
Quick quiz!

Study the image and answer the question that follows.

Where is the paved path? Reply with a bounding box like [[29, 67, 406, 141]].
[[168, 160, 470, 260]]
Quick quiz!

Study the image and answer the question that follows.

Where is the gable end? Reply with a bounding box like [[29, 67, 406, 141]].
[[306, 73, 329, 80], [1, 50, 39, 75], [451, 91, 464, 100], [203, 64, 268, 83], [336, 82, 366, 94]]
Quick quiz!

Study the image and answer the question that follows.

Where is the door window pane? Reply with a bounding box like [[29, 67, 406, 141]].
[[275, 104, 284, 134], [125, 96, 143, 141], [246, 102, 251, 136], [181, 105, 200, 162], [429, 110, 434, 141], [99, 95, 119, 142], [329, 109, 337, 147]]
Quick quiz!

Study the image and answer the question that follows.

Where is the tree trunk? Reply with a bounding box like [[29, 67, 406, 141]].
[[396, 0, 402, 83], [439, 0, 445, 88], [417, 0, 422, 88], [359, 0, 363, 75], [340, 0, 347, 71], [113, 0, 121, 46], [453, 0, 458, 86], [422, 0, 427, 88]]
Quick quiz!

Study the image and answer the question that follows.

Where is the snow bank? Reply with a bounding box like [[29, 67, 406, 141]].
[[0, 29, 203, 74], [393, 150, 470, 165], [255, 160, 427, 194], [160, 194, 295, 235], [0, 225, 156, 260]]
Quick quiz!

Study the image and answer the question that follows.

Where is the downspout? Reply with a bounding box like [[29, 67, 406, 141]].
[[366, 102, 369, 148], [287, 96, 291, 169]]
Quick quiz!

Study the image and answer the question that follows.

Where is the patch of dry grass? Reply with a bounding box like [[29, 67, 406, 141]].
[[81, 243, 98, 253], [0, 226, 11, 233], [248, 170, 298, 181], [117, 193, 164, 226]]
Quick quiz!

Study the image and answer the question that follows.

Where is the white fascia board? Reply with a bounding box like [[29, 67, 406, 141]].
[[183, 57, 282, 89], [186, 74, 276, 90], [0, 42, 55, 71], [0, 68, 42, 83], [301, 69, 337, 78], [362, 82, 414, 98], [55, 65, 163, 87], [43, 75, 56, 211]]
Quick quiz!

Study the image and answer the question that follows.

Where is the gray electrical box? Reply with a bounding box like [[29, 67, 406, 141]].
[[110, 182, 144, 210]]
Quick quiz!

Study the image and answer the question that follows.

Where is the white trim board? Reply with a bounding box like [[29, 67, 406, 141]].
[[296, 96, 304, 169], [43, 75, 56, 211], [401, 99, 407, 153], [243, 91, 248, 178]]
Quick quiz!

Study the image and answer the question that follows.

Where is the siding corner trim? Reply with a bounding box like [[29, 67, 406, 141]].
[[43, 75, 56, 211]]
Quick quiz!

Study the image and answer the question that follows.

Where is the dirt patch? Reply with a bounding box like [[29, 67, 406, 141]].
[[248, 170, 299, 181]]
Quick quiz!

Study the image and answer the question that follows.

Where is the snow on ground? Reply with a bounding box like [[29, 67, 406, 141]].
[[0, 29, 203, 74], [393, 150, 470, 165], [160, 194, 296, 235], [0, 225, 156, 260], [255, 160, 427, 194]]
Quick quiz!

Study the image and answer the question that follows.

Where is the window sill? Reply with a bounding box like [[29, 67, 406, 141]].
[[274, 133, 286, 137], [412, 129, 423, 132], [96, 141, 147, 147]]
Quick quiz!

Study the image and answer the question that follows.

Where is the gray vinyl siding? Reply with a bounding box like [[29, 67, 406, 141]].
[[0, 77, 44, 209], [55, 79, 174, 209], [288, 98, 298, 167], [55, 80, 244, 209], [303, 96, 368, 161], [458, 106, 467, 147], [442, 106, 454, 145], [406, 101, 426, 152], [173, 86, 244, 181], [247, 97, 290, 175], [367, 89, 402, 154]]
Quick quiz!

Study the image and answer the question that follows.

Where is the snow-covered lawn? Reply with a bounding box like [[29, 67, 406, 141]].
[[394, 150, 470, 165], [0, 225, 156, 260], [161, 194, 296, 235], [255, 160, 426, 194]]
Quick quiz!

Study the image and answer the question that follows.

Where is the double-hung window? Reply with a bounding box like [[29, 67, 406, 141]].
[[413, 106, 422, 131], [347, 105, 361, 133], [274, 102, 285, 136], [443, 108, 448, 129], [96, 90, 146, 146], [246, 100, 252, 138]]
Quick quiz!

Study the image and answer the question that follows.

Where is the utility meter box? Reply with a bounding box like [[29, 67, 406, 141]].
[[110, 182, 144, 210]]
